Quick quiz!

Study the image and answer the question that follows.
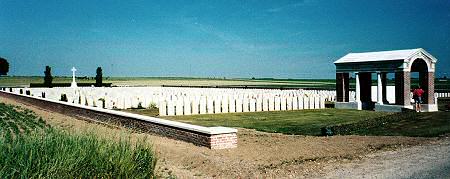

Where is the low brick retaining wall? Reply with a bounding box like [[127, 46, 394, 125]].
[[0, 90, 237, 149]]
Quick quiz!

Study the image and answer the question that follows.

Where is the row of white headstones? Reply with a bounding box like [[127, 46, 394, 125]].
[[13, 87, 337, 116]]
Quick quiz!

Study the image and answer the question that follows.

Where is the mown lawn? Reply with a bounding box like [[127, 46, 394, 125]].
[[160, 109, 390, 136]]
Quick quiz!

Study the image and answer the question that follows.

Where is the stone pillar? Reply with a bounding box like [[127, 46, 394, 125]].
[[355, 72, 361, 102], [377, 72, 383, 104], [395, 71, 411, 106], [336, 73, 349, 102], [381, 73, 388, 104]]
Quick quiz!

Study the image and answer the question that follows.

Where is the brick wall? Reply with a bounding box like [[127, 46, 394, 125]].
[[336, 73, 349, 102], [395, 72, 411, 105], [0, 91, 237, 149]]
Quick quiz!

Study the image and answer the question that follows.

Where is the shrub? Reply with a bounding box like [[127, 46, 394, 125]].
[[148, 102, 158, 110]]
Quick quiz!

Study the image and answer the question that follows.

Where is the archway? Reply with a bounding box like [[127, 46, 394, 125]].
[[410, 58, 431, 104]]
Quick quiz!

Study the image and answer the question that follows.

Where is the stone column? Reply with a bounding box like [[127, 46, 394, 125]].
[[355, 72, 361, 102], [377, 72, 383, 104], [395, 71, 411, 106], [336, 73, 349, 102], [381, 72, 388, 104]]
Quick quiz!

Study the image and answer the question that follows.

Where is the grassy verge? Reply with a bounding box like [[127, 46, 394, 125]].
[[161, 109, 390, 135], [0, 103, 157, 178], [328, 111, 450, 137]]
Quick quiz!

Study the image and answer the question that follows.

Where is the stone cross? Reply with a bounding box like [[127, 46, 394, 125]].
[[71, 67, 78, 88]]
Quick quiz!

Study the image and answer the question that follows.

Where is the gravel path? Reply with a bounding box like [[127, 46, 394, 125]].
[[321, 138, 450, 179]]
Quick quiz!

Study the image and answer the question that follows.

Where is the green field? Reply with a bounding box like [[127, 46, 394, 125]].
[[0, 76, 339, 89], [1, 76, 449, 91], [0, 103, 157, 178], [154, 99, 450, 137], [159, 109, 389, 135], [122, 98, 450, 137]]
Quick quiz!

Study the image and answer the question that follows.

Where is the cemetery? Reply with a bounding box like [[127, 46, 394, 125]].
[[0, 49, 449, 177]]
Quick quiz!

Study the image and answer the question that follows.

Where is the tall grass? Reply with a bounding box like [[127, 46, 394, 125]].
[[0, 103, 157, 178]]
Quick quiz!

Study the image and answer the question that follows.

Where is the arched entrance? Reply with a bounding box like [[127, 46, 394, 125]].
[[410, 58, 434, 104]]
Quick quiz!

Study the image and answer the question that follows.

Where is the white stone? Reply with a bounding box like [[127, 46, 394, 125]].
[[280, 97, 287, 110], [292, 96, 299, 110], [207, 97, 214, 114], [176, 99, 184, 115], [275, 97, 281, 111], [200, 97, 207, 114], [303, 97, 309, 109], [236, 98, 243, 112], [214, 98, 222, 114], [184, 98, 191, 115], [167, 100, 175, 116], [249, 98, 256, 112], [222, 96, 229, 113]]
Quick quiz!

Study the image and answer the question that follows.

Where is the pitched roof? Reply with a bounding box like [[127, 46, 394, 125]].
[[334, 48, 435, 64]]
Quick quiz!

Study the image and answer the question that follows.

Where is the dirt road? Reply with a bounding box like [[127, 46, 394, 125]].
[[320, 137, 450, 178]]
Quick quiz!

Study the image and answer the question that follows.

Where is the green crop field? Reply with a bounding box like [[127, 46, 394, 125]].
[[0, 76, 337, 89], [1, 76, 449, 91], [0, 103, 157, 178]]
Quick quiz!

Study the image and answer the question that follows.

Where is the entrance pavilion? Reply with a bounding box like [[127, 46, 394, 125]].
[[334, 48, 438, 112]]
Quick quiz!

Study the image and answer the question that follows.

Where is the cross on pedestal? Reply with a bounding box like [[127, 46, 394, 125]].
[[71, 67, 78, 88]]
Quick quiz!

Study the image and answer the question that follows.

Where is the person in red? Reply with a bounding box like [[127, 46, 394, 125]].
[[413, 85, 425, 112]]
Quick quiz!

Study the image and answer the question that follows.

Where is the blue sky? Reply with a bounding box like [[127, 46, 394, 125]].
[[1, 0, 449, 79]]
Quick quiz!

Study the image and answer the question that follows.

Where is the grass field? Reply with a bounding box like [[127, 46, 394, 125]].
[[155, 100, 450, 137], [0, 76, 336, 89], [1, 76, 449, 91], [0, 102, 157, 178], [159, 109, 390, 135]]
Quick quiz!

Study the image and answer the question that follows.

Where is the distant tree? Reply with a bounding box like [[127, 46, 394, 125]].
[[0, 57, 9, 76], [95, 67, 103, 87], [44, 66, 53, 87]]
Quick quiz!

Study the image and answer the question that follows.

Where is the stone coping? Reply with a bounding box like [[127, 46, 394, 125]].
[[0, 90, 237, 135]]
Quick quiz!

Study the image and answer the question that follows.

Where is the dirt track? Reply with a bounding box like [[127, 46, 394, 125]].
[[1, 96, 446, 178], [321, 137, 450, 178]]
